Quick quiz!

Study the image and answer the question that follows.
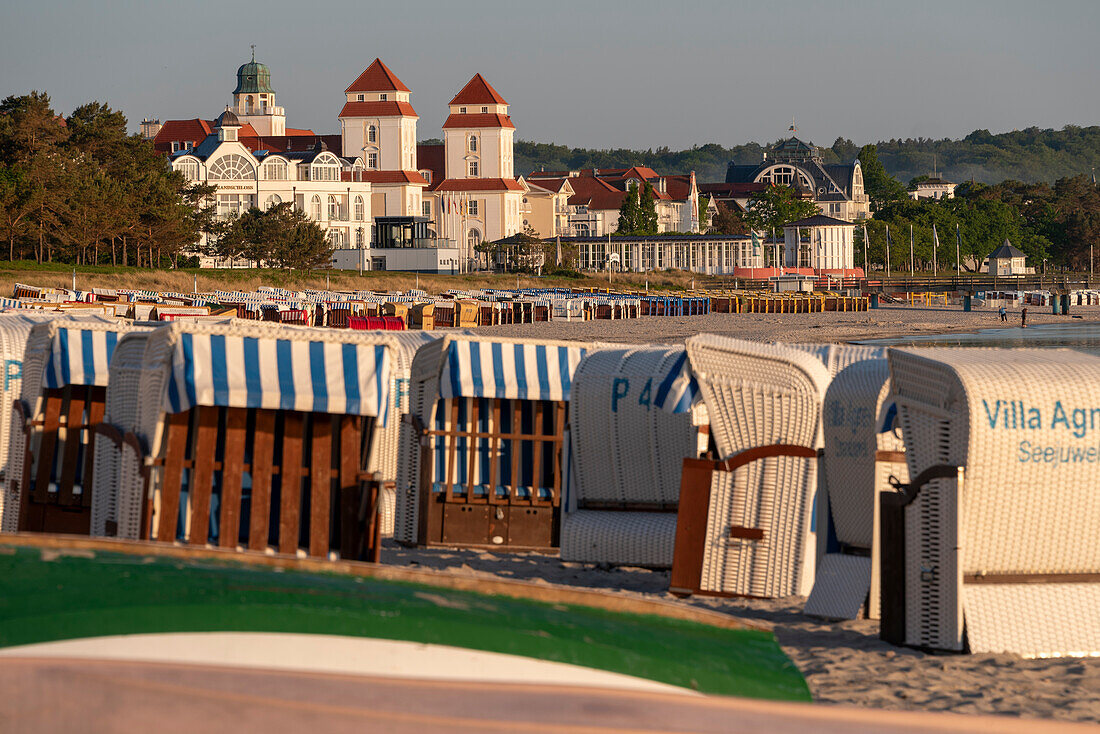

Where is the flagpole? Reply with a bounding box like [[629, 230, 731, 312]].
[[909, 223, 914, 277], [955, 223, 962, 279], [863, 223, 869, 278], [932, 224, 938, 275], [886, 224, 891, 277]]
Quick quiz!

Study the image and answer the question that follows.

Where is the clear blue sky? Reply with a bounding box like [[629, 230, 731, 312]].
[[2, 0, 1098, 150]]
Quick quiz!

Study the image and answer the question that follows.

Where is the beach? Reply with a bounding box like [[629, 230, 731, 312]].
[[405, 303, 1100, 723], [470, 303, 1100, 344], [384, 541, 1100, 723]]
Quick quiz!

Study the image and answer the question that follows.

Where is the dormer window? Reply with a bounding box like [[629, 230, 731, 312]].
[[379, 93, 388, 101], [357, 94, 364, 101], [481, 106, 488, 113], [460, 107, 466, 114]]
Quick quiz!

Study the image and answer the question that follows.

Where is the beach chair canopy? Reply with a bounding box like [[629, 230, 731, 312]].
[[42, 317, 152, 389], [438, 337, 587, 402], [149, 322, 392, 420], [888, 347, 1100, 656]]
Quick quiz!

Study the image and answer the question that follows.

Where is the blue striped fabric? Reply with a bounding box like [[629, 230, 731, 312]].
[[165, 331, 391, 422], [654, 350, 701, 414], [44, 327, 122, 389], [439, 339, 586, 402]]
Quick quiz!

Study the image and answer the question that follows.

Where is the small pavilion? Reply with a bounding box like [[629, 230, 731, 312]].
[[783, 215, 856, 273]]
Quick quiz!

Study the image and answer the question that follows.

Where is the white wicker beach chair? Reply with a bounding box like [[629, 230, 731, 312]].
[[670, 335, 832, 599], [105, 320, 393, 561], [394, 333, 592, 550], [804, 358, 907, 619], [0, 312, 62, 528], [561, 346, 702, 568], [1, 315, 148, 534], [886, 347, 1100, 656]]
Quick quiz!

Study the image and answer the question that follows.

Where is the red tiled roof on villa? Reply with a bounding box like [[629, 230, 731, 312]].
[[448, 74, 508, 106], [338, 101, 418, 118], [345, 58, 411, 94]]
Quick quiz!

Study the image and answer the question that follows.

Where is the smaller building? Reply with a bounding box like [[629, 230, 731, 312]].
[[330, 216, 460, 273], [910, 176, 956, 201], [782, 215, 858, 274], [985, 240, 1032, 275]]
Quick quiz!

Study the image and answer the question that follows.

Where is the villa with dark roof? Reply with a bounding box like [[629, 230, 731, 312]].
[[724, 137, 870, 222]]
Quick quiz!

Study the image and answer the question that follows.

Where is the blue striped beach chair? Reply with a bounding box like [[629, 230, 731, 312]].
[[2, 316, 153, 535], [102, 321, 394, 561], [395, 334, 592, 550]]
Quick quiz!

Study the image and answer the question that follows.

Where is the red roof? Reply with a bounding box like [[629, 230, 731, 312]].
[[416, 143, 445, 182], [239, 133, 341, 154], [448, 74, 507, 106], [441, 113, 514, 130], [338, 101, 418, 118], [342, 170, 428, 185], [152, 118, 213, 152], [345, 58, 411, 94], [431, 178, 524, 192]]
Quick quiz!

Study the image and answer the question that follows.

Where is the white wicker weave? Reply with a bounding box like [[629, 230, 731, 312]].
[[686, 335, 832, 598], [889, 347, 1100, 656], [805, 358, 907, 619], [1, 315, 144, 533], [0, 312, 63, 531], [561, 346, 698, 567]]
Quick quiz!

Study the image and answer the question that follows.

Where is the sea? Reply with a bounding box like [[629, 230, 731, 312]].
[[858, 321, 1100, 355]]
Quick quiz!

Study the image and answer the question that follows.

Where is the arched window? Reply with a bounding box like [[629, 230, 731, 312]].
[[354, 196, 364, 221], [469, 135, 477, 152], [576, 224, 590, 237], [328, 195, 339, 220], [367, 125, 377, 143], [207, 154, 254, 180], [174, 160, 198, 181], [265, 194, 282, 210], [311, 154, 340, 182], [246, 95, 254, 113], [467, 228, 481, 252], [262, 160, 287, 180], [310, 195, 322, 220]]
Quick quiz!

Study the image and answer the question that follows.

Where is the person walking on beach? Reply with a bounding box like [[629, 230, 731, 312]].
[[1021, 305, 1028, 328], [999, 305, 1007, 322]]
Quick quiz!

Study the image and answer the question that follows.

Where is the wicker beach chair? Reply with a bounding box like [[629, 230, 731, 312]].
[[561, 346, 704, 568], [394, 333, 590, 550], [101, 321, 392, 561], [670, 335, 832, 599], [884, 347, 1100, 657], [804, 358, 908, 619], [2, 316, 151, 534]]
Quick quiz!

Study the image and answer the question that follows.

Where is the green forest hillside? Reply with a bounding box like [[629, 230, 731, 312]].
[[515, 125, 1100, 186]]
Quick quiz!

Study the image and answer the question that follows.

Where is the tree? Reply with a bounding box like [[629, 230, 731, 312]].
[[216, 203, 331, 269], [858, 144, 909, 211], [744, 184, 818, 234], [616, 181, 659, 235], [710, 201, 747, 235]]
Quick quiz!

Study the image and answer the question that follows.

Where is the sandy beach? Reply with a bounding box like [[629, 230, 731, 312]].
[[471, 303, 1100, 344], [383, 541, 1100, 724], [407, 303, 1100, 723]]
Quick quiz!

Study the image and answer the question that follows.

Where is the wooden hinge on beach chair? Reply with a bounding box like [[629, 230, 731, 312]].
[[669, 444, 818, 597]]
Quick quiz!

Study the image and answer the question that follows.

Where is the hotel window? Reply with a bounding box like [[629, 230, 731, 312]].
[[354, 196, 364, 221], [469, 135, 477, 152], [468, 161, 478, 177], [311, 195, 322, 220], [459, 107, 466, 113], [367, 153, 378, 169], [208, 154, 253, 180], [468, 200, 479, 216], [328, 195, 339, 220], [171, 141, 180, 153], [357, 94, 364, 101], [265, 194, 282, 210], [367, 125, 377, 143], [422, 201, 431, 218], [379, 93, 388, 101], [481, 106, 488, 113], [356, 228, 364, 247], [175, 161, 198, 181], [263, 160, 287, 180], [419, 170, 431, 184], [184, 141, 193, 150]]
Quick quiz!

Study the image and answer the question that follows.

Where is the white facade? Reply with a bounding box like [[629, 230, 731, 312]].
[[783, 218, 855, 270], [574, 235, 758, 274], [911, 178, 957, 200]]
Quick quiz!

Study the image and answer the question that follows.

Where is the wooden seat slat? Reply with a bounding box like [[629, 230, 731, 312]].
[[248, 409, 275, 551], [309, 414, 332, 558], [219, 407, 247, 548], [278, 413, 304, 555], [186, 406, 218, 545], [57, 389, 85, 506]]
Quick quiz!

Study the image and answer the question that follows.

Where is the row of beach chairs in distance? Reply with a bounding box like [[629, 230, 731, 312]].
[[710, 293, 869, 313], [0, 310, 1097, 658]]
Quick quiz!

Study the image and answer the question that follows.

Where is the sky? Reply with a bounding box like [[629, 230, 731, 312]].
[[2, 0, 1098, 151]]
